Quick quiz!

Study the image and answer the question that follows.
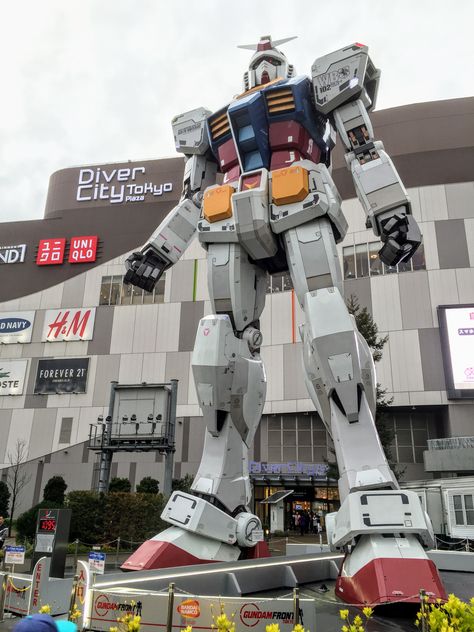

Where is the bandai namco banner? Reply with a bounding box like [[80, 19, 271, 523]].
[[89, 591, 316, 632]]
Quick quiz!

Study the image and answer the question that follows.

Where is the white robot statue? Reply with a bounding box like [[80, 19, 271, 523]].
[[122, 37, 446, 606]]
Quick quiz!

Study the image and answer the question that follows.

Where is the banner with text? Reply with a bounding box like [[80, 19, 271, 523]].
[[0, 360, 28, 396], [42, 308, 96, 342], [0, 311, 35, 344], [34, 358, 90, 394]]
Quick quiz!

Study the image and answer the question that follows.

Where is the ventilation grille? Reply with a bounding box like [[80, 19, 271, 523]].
[[209, 112, 230, 140], [266, 88, 295, 114]]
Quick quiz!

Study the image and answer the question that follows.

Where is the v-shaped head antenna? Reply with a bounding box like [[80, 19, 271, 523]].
[[238, 35, 297, 51]]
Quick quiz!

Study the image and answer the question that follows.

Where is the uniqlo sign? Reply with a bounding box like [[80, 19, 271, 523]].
[[68, 235, 98, 263], [36, 238, 66, 265], [42, 308, 96, 342]]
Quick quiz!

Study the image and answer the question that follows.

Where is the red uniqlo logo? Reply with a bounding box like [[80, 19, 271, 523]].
[[68, 235, 98, 263], [36, 238, 66, 265]]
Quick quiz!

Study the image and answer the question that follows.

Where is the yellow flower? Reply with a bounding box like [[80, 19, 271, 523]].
[[266, 625, 280, 632], [362, 606, 373, 619], [109, 628, 119, 632], [339, 609, 349, 620], [292, 625, 306, 632], [353, 615, 362, 626], [39, 605, 51, 614]]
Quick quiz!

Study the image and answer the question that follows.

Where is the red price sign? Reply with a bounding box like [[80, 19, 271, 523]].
[[39, 518, 57, 532]]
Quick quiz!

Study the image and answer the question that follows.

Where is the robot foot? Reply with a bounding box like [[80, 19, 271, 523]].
[[335, 534, 447, 607], [121, 526, 270, 571]]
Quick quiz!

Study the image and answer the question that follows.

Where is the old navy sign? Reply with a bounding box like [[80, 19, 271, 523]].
[[0, 311, 35, 344], [0, 244, 26, 264], [76, 166, 173, 205], [42, 308, 95, 342], [0, 360, 28, 396]]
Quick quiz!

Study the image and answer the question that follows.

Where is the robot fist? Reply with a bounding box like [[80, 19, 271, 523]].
[[124, 249, 169, 293], [378, 212, 421, 267]]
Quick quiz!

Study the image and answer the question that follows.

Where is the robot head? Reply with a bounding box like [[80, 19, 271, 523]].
[[238, 35, 297, 91]]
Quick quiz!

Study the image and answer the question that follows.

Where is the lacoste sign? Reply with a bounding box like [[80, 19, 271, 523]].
[[0, 360, 28, 395]]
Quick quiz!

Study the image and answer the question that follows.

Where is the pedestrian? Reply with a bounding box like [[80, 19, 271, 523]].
[[299, 512, 306, 536], [13, 614, 77, 632], [294, 512, 300, 531], [0, 516, 8, 550], [312, 512, 319, 534]]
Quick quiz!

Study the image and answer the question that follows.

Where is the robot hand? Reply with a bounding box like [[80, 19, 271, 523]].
[[124, 248, 170, 292], [378, 212, 421, 267]]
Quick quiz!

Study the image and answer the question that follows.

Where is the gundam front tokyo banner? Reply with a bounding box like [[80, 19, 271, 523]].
[[34, 358, 90, 395]]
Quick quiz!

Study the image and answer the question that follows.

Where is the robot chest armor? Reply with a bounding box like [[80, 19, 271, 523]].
[[207, 76, 329, 182]]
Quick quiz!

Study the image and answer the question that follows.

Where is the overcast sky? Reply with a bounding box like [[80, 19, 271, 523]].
[[1, 0, 472, 223]]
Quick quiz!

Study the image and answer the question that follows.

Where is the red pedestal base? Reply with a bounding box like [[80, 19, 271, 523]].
[[336, 557, 448, 607], [121, 540, 214, 571]]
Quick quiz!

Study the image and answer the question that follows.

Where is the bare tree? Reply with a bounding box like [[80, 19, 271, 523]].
[[6, 439, 31, 536]]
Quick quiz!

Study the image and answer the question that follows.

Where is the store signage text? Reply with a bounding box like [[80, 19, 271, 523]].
[[0, 244, 26, 264], [0, 311, 35, 344], [0, 360, 28, 395], [34, 358, 90, 394], [249, 461, 328, 477], [42, 308, 96, 342], [37, 236, 99, 265], [76, 166, 173, 204]]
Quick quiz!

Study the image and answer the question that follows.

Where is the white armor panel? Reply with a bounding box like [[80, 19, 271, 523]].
[[147, 197, 201, 265], [232, 169, 278, 260], [269, 160, 348, 242], [331, 490, 435, 549], [172, 107, 212, 155], [311, 43, 380, 115]]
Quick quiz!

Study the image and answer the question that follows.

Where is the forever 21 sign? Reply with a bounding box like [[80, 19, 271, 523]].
[[34, 358, 90, 395]]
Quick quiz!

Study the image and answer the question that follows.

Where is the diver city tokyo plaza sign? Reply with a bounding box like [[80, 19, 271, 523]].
[[76, 165, 173, 205], [0, 360, 28, 395], [0, 311, 35, 344]]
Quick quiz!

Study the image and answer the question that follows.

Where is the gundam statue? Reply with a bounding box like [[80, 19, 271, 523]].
[[122, 37, 446, 606]]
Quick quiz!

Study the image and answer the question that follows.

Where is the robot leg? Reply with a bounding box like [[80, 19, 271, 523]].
[[284, 218, 446, 605], [122, 244, 269, 570]]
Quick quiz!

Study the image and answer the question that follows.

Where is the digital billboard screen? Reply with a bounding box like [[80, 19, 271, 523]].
[[438, 304, 474, 399]]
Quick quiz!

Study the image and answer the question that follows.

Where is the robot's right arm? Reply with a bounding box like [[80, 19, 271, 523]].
[[124, 107, 217, 292]]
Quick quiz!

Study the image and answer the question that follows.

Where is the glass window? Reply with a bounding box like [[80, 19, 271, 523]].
[[414, 446, 425, 464], [412, 243, 426, 271], [396, 429, 412, 446], [298, 417, 311, 431], [384, 262, 397, 274], [343, 246, 356, 279], [465, 495, 474, 525], [453, 495, 464, 525], [110, 276, 122, 305], [397, 446, 414, 463], [412, 428, 428, 446], [313, 430, 327, 446], [298, 430, 312, 446], [132, 285, 144, 305], [283, 416, 296, 429], [268, 430, 282, 446], [121, 282, 133, 305], [398, 258, 412, 273], [154, 278, 166, 303], [313, 447, 327, 462], [59, 417, 73, 444], [368, 242, 383, 276], [268, 446, 282, 461], [283, 431, 297, 446], [99, 276, 112, 305], [282, 446, 297, 460], [298, 446, 312, 461], [355, 244, 369, 278]]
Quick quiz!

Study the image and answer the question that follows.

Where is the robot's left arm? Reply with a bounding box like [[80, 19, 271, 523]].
[[311, 44, 421, 266]]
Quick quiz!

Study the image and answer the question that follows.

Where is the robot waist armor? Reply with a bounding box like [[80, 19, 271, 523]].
[[197, 160, 348, 259]]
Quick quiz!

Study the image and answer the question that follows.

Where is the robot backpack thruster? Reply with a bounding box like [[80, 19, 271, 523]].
[[122, 36, 446, 607]]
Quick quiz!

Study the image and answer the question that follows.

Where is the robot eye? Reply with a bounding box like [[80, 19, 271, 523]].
[[251, 56, 281, 70]]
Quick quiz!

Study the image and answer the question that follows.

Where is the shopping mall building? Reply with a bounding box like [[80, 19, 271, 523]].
[[0, 97, 473, 525]]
